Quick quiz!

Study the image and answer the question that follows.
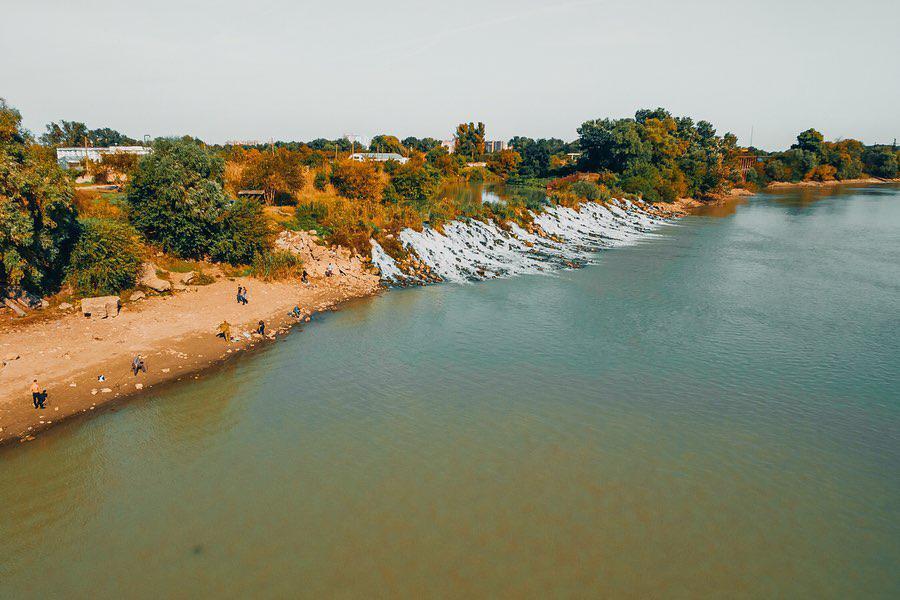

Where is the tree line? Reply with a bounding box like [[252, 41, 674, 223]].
[[4, 99, 897, 302]]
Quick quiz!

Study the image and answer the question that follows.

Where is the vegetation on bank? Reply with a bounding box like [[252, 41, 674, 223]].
[[2, 97, 897, 303]]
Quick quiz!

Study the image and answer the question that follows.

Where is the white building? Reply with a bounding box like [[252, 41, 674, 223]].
[[348, 152, 409, 164], [56, 146, 152, 169]]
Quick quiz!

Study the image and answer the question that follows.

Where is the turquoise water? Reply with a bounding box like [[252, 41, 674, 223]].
[[1, 185, 898, 598]]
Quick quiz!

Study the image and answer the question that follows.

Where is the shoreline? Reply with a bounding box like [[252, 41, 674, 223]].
[[0, 288, 378, 450], [765, 176, 900, 189], [0, 234, 381, 449]]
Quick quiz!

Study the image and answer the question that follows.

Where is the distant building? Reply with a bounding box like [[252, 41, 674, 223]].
[[224, 140, 262, 146], [483, 140, 507, 153], [440, 139, 455, 153], [56, 146, 151, 170], [349, 152, 409, 164]]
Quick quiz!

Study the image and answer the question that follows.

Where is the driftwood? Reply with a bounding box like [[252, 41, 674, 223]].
[[4, 298, 27, 317]]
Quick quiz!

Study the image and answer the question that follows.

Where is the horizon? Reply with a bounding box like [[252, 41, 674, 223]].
[[2, 0, 899, 151]]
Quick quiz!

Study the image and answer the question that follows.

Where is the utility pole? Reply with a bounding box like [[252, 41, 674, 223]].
[[749, 126, 754, 148]]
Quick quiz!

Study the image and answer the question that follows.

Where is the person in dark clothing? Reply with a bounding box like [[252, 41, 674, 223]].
[[257, 320, 265, 335], [132, 355, 147, 376], [301, 270, 309, 284]]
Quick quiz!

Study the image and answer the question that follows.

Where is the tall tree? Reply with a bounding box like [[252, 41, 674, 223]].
[[40, 120, 89, 147], [0, 100, 78, 296], [454, 122, 485, 160]]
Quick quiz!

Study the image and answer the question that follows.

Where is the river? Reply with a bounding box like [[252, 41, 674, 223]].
[[1, 184, 898, 598]]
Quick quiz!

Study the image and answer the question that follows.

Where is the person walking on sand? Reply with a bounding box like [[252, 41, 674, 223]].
[[257, 320, 265, 336], [132, 354, 147, 376], [31, 379, 43, 409]]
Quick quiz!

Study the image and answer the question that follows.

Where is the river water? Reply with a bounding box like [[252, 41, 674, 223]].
[[1, 185, 898, 598]]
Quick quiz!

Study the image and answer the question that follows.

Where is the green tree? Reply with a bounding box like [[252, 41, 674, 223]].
[[40, 120, 90, 147], [89, 127, 138, 147], [794, 128, 824, 155], [454, 122, 485, 160], [127, 138, 270, 263], [66, 218, 143, 295], [1, 100, 79, 296], [386, 159, 441, 208], [369, 135, 405, 155]]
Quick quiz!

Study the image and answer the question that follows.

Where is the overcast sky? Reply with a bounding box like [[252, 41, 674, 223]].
[[2, 0, 898, 150]]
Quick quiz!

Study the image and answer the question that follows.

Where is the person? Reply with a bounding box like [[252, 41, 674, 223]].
[[217, 321, 231, 342], [236, 285, 243, 304], [239, 286, 249, 305], [301, 270, 309, 284], [131, 354, 147, 376], [290, 306, 302, 319], [257, 320, 265, 335], [325, 263, 334, 277], [31, 379, 43, 409]]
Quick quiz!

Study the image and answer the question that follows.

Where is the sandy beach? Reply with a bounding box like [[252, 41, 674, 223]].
[[0, 235, 380, 447]]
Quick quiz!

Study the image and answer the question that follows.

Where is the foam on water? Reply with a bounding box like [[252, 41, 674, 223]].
[[370, 199, 671, 284]]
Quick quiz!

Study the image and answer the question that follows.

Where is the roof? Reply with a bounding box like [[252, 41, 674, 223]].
[[350, 152, 406, 161]]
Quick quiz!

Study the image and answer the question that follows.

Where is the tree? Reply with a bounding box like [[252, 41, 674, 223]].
[[385, 159, 441, 208], [239, 148, 306, 205], [402, 137, 440, 153], [863, 147, 898, 178], [454, 122, 485, 160], [369, 135, 405, 155], [487, 149, 522, 180], [66, 218, 143, 295], [1, 99, 79, 296], [126, 138, 271, 262], [794, 128, 824, 154], [331, 159, 383, 202], [40, 120, 89, 147], [89, 127, 138, 147]]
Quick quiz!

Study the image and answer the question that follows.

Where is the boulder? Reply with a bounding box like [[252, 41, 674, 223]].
[[58, 302, 73, 311], [129, 291, 146, 301], [81, 296, 120, 319], [138, 263, 172, 292]]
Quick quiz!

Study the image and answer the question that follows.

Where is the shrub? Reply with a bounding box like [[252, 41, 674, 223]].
[[209, 198, 273, 265], [66, 218, 143, 295], [313, 170, 328, 191], [570, 180, 605, 201], [331, 160, 383, 201], [251, 250, 303, 281]]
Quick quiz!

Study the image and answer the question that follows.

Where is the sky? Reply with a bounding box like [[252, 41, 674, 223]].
[[2, 0, 898, 150]]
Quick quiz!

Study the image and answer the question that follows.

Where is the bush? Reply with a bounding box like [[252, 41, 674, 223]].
[[250, 250, 303, 281], [313, 170, 328, 191], [209, 198, 273, 265], [66, 218, 143, 295], [570, 180, 605, 201], [331, 160, 383, 201]]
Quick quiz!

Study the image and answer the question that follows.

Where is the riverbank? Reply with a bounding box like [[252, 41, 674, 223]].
[[766, 176, 900, 189], [0, 241, 380, 447]]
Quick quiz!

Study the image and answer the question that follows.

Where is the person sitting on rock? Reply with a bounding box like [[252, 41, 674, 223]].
[[301, 270, 309, 284], [325, 264, 334, 277], [217, 321, 231, 342]]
